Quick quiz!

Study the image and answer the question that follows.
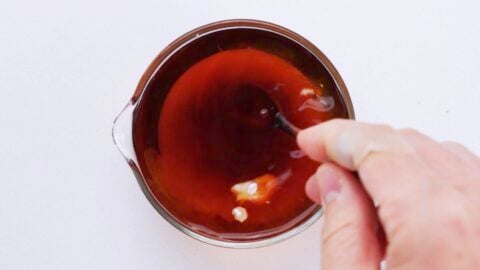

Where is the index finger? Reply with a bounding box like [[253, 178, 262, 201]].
[[297, 119, 421, 203]]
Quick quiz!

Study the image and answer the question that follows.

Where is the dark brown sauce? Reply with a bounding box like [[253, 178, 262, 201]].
[[133, 28, 349, 241]]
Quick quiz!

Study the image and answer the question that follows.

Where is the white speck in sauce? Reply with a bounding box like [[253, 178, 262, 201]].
[[232, 207, 248, 223], [246, 182, 258, 195]]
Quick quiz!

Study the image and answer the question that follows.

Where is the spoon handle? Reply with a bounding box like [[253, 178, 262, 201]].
[[275, 112, 300, 137]]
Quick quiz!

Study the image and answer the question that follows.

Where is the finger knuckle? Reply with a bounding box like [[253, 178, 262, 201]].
[[430, 189, 471, 233], [378, 197, 414, 235]]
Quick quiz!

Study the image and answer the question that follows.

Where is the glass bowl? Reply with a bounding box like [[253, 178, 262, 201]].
[[112, 19, 354, 248]]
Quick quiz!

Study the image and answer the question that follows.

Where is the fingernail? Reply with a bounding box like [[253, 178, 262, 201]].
[[316, 165, 342, 205]]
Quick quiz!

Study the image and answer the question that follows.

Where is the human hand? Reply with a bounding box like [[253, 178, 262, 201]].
[[297, 119, 480, 270]]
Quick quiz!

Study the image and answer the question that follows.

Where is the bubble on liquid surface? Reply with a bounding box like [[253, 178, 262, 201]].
[[300, 88, 315, 96], [259, 107, 274, 121], [298, 95, 335, 112], [246, 182, 258, 195], [232, 207, 248, 223], [272, 83, 284, 91], [289, 150, 306, 159]]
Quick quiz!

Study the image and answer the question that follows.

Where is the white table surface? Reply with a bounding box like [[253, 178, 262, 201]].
[[1, 1, 479, 269]]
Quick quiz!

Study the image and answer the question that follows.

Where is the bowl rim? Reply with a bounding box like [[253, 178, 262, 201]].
[[125, 19, 355, 248]]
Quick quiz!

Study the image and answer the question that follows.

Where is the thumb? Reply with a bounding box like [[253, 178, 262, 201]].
[[306, 163, 382, 270]]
